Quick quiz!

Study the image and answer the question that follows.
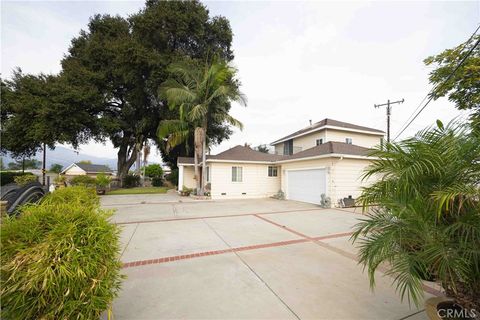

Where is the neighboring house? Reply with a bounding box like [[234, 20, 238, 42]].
[[60, 163, 113, 179], [177, 118, 384, 207]]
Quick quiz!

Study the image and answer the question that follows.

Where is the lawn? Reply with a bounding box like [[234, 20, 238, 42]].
[[106, 187, 169, 195]]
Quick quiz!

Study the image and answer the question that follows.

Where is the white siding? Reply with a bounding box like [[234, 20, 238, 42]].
[[64, 165, 86, 176], [329, 158, 372, 206], [182, 166, 196, 189], [210, 163, 280, 199], [290, 131, 327, 152], [325, 129, 382, 148]]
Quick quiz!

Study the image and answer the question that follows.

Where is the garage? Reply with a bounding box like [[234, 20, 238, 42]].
[[287, 168, 326, 204]]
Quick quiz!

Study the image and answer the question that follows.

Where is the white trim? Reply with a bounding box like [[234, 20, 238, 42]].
[[179, 153, 374, 166], [177, 162, 195, 166], [276, 153, 372, 164], [178, 165, 184, 191], [206, 159, 276, 164], [271, 125, 384, 145]]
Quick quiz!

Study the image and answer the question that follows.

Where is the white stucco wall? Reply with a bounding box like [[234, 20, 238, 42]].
[[210, 162, 281, 199]]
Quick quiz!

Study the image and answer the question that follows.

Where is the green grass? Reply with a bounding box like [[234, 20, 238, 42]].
[[106, 187, 169, 195]]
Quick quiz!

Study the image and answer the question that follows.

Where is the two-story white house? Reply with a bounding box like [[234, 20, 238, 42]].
[[177, 118, 384, 207]]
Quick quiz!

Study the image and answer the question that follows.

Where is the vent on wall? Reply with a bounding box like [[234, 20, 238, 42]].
[[221, 193, 226, 195], [242, 192, 247, 195]]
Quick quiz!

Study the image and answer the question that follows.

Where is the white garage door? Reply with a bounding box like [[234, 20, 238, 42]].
[[287, 169, 326, 204]]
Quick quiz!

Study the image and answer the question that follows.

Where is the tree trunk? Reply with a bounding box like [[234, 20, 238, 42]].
[[200, 122, 208, 196], [194, 127, 204, 195], [117, 138, 139, 187]]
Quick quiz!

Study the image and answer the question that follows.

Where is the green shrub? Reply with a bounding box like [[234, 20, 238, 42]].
[[0, 171, 34, 186], [54, 175, 66, 184], [143, 164, 163, 178], [70, 175, 96, 187], [165, 168, 178, 185], [41, 186, 99, 208], [13, 174, 38, 186], [123, 174, 140, 188], [0, 186, 123, 319], [96, 173, 111, 188], [151, 176, 163, 187]]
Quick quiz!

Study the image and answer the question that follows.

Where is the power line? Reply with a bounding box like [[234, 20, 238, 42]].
[[393, 24, 480, 141]]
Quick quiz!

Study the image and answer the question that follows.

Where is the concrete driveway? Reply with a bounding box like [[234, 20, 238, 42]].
[[103, 195, 440, 320]]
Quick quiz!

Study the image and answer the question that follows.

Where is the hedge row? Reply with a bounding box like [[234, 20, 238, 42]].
[[0, 186, 123, 319], [0, 171, 35, 186]]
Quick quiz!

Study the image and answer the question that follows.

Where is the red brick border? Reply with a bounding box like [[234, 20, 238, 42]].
[[122, 238, 309, 268]]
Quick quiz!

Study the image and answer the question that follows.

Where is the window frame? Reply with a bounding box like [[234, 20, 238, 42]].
[[231, 166, 243, 182], [316, 138, 323, 146], [345, 138, 353, 144], [268, 166, 278, 177]]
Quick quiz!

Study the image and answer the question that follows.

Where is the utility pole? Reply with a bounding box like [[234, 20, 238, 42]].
[[42, 143, 46, 186], [374, 98, 404, 142]]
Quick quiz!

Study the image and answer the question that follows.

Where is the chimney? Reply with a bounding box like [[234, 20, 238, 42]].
[[309, 119, 312, 126]]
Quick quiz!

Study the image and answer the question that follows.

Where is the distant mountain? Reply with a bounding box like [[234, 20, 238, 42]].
[[1, 146, 118, 170]]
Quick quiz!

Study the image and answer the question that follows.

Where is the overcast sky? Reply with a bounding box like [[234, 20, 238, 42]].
[[2, 1, 479, 163]]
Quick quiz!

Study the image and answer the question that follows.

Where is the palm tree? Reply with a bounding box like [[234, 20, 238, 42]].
[[158, 59, 246, 194], [351, 121, 480, 310]]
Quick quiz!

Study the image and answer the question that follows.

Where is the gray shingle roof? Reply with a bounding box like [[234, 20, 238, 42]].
[[75, 163, 112, 173], [271, 118, 384, 145], [177, 142, 371, 165]]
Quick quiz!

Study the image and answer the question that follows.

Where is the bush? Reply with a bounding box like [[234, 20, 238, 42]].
[[165, 168, 178, 185], [151, 176, 163, 187], [123, 174, 140, 188], [13, 174, 38, 186], [0, 186, 123, 319], [41, 186, 99, 208], [54, 175, 66, 185], [70, 175, 96, 187], [96, 173, 111, 189], [0, 171, 34, 186], [143, 164, 163, 178]]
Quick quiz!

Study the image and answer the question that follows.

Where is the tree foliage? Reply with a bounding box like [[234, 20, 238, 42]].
[[1, 70, 98, 159], [143, 164, 163, 178], [424, 34, 480, 125], [60, 0, 236, 181], [158, 59, 246, 193], [351, 121, 480, 309], [49, 163, 63, 173]]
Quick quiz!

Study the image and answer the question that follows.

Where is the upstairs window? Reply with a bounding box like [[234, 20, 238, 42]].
[[268, 166, 278, 177], [232, 166, 243, 182], [345, 138, 352, 144], [316, 138, 323, 146]]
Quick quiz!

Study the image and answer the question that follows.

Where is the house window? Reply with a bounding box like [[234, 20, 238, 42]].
[[345, 138, 352, 144], [232, 166, 243, 182], [206, 166, 210, 182], [283, 139, 293, 155], [268, 166, 278, 177], [316, 138, 323, 146]]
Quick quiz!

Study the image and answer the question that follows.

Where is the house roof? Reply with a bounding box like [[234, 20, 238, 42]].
[[271, 118, 384, 145], [177, 142, 371, 165], [74, 163, 112, 173], [278, 141, 370, 161], [177, 146, 283, 165]]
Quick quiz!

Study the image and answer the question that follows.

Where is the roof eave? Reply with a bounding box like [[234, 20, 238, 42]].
[[270, 125, 385, 146]]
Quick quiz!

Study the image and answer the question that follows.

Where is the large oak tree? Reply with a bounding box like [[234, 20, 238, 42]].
[[61, 0, 237, 182]]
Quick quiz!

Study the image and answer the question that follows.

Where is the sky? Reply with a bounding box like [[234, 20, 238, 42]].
[[2, 1, 479, 163]]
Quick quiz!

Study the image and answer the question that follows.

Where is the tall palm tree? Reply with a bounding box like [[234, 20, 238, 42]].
[[351, 121, 480, 309], [158, 59, 246, 194]]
